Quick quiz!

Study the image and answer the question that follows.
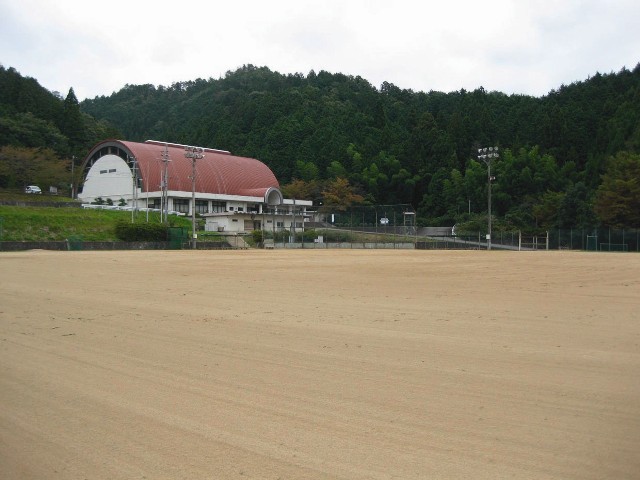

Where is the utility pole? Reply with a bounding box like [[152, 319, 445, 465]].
[[70, 155, 75, 199], [160, 145, 170, 223], [129, 155, 137, 223], [478, 146, 499, 250], [292, 198, 296, 243], [184, 146, 205, 249]]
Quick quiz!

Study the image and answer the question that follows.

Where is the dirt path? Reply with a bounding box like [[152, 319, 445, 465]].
[[1, 250, 639, 479]]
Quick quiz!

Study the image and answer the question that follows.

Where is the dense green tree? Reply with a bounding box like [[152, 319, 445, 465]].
[[326, 160, 348, 179], [60, 87, 86, 151], [461, 160, 488, 215], [558, 182, 596, 228], [280, 178, 319, 201], [0, 112, 68, 151], [294, 160, 320, 182], [0, 66, 120, 159], [418, 167, 452, 223], [0, 145, 70, 189], [532, 191, 565, 229], [594, 152, 640, 227], [321, 177, 364, 212], [0, 66, 62, 120]]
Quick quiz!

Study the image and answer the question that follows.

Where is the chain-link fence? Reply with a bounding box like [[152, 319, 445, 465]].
[[261, 224, 640, 252], [247, 204, 640, 252], [551, 228, 640, 252]]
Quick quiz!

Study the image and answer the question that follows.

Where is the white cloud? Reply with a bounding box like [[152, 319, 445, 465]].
[[1, 0, 638, 99]]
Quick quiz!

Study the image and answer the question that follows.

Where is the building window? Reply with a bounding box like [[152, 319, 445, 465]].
[[109, 169, 116, 173], [232, 219, 238, 222], [195, 200, 208, 214], [148, 199, 161, 209], [173, 199, 189, 213], [276, 222, 285, 229], [237, 206, 244, 212], [100, 170, 107, 174], [211, 201, 225, 213]]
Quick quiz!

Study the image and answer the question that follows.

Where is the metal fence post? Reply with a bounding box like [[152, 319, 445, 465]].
[[518, 231, 521, 251]]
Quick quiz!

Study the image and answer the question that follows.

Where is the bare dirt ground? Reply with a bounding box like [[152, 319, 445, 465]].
[[1, 249, 639, 479]]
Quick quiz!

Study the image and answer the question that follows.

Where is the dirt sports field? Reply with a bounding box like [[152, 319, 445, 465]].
[[1, 249, 639, 479]]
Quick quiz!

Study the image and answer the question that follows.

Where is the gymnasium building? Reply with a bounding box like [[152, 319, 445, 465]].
[[78, 139, 312, 234]]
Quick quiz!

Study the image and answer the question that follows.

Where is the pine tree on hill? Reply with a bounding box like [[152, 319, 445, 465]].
[[61, 87, 86, 152]]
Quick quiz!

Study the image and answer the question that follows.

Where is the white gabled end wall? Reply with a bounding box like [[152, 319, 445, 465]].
[[78, 155, 135, 203]]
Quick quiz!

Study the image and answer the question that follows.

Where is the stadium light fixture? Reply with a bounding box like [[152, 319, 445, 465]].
[[478, 146, 499, 250]]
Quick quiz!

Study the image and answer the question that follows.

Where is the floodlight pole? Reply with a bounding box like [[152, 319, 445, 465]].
[[185, 146, 205, 249], [478, 146, 499, 250]]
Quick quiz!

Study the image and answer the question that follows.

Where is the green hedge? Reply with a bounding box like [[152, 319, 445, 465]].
[[114, 220, 169, 241]]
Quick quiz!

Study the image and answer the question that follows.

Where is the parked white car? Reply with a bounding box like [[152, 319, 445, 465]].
[[25, 185, 42, 194]]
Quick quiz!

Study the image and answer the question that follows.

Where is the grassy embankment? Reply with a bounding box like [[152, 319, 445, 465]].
[[0, 191, 192, 242], [0, 191, 415, 245]]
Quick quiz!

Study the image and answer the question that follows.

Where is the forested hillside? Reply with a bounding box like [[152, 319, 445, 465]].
[[2, 64, 639, 229], [0, 65, 120, 192], [80, 64, 640, 229]]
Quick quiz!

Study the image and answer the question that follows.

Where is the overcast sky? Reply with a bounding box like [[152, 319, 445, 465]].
[[1, 0, 638, 100]]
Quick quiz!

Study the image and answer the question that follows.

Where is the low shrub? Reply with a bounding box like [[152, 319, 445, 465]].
[[114, 220, 169, 241]]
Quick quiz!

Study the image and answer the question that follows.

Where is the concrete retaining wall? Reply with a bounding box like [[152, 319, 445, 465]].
[[0, 241, 234, 251], [0, 241, 170, 251]]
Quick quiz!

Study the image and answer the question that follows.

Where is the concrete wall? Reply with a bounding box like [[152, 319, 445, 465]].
[[0, 241, 235, 251], [0, 241, 169, 251]]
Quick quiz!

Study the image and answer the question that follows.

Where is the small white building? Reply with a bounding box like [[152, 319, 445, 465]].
[[78, 139, 312, 234]]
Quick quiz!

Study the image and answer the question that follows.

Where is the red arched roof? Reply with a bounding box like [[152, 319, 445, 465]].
[[85, 140, 280, 197]]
